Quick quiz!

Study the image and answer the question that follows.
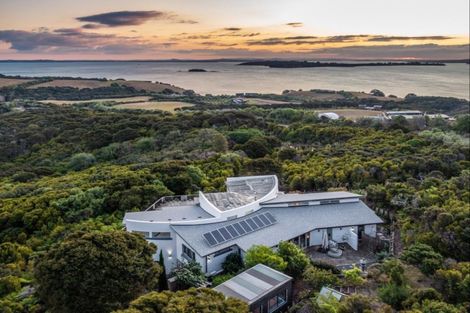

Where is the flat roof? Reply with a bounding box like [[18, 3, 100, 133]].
[[124, 205, 214, 222], [214, 264, 292, 304], [261, 191, 362, 205], [171, 200, 383, 256]]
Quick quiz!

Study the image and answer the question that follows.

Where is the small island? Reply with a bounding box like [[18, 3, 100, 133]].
[[238, 60, 446, 68], [188, 68, 207, 72]]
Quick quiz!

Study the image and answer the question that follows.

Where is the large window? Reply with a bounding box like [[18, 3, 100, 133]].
[[268, 289, 287, 313], [182, 244, 195, 261], [253, 304, 263, 313]]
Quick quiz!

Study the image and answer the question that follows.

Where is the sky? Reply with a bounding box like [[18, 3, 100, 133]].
[[0, 0, 469, 60]]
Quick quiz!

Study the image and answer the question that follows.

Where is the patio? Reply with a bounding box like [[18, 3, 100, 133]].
[[306, 235, 379, 270]]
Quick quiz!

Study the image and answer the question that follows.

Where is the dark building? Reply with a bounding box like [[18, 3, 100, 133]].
[[214, 264, 292, 313]]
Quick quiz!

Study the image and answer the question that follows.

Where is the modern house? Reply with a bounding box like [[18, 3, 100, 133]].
[[214, 264, 293, 313], [123, 175, 382, 275], [383, 110, 424, 119]]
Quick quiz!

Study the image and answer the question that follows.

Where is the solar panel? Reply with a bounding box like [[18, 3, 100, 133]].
[[203, 233, 217, 246], [211, 230, 224, 243], [226, 225, 238, 237], [259, 214, 270, 225], [233, 223, 246, 235], [202, 212, 277, 247], [239, 220, 252, 232], [252, 216, 264, 227], [246, 218, 258, 230], [219, 227, 232, 240], [265, 212, 276, 223]]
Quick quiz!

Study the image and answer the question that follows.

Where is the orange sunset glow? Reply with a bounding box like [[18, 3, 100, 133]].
[[0, 0, 469, 60]]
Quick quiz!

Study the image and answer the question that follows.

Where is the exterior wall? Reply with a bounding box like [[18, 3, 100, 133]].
[[249, 280, 292, 313], [346, 228, 358, 250], [206, 246, 239, 275], [175, 234, 206, 273], [332, 226, 359, 250], [309, 229, 324, 246], [364, 224, 377, 237]]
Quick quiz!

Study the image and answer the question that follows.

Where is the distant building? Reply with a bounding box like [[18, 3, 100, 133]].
[[383, 110, 424, 119], [425, 113, 452, 120], [318, 112, 340, 120], [214, 264, 293, 313], [232, 97, 247, 105], [0, 95, 5, 102], [123, 175, 382, 276]]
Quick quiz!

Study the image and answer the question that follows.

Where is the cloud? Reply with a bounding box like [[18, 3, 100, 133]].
[[76, 10, 197, 27], [367, 35, 454, 42], [0, 28, 159, 54], [286, 22, 303, 27], [246, 35, 363, 46], [224, 27, 242, 31]]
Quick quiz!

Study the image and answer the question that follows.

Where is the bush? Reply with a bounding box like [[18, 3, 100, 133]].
[[172, 261, 206, 289], [244, 245, 287, 272], [0, 275, 21, 296], [277, 241, 310, 278], [222, 253, 244, 274], [342, 266, 366, 287], [378, 283, 410, 310], [401, 243, 443, 275], [113, 288, 249, 313], [310, 260, 341, 274], [403, 288, 442, 308], [211, 273, 235, 287], [68, 153, 96, 171], [303, 265, 339, 292]]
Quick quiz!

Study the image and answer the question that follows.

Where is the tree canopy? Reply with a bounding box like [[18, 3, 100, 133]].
[[34, 231, 161, 313]]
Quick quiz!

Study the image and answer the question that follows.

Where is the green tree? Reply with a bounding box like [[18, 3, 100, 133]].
[[172, 261, 206, 289], [113, 288, 249, 313], [277, 241, 310, 278], [34, 231, 161, 313], [244, 245, 287, 271], [222, 253, 244, 274], [158, 250, 169, 291], [378, 259, 410, 310]]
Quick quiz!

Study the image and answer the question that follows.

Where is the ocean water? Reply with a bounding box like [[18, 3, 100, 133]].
[[0, 61, 468, 99]]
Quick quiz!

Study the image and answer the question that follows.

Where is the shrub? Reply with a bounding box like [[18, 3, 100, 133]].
[[310, 260, 341, 274], [277, 241, 310, 278], [222, 253, 244, 274], [172, 261, 206, 289], [68, 152, 96, 171], [211, 273, 235, 287], [303, 265, 339, 292], [378, 283, 411, 310], [342, 266, 366, 287], [244, 245, 287, 272], [0, 275, 21, 296], [401, 243, 443, 275]]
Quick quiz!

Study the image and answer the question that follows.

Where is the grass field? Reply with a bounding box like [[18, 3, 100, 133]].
[[316, 109, 383, 120], [246, 98, 291, 105], [114, 101, 195, 112], [26, 78, 185, 93], [39, 96, 153, 105], [0, 78, 33, 87]]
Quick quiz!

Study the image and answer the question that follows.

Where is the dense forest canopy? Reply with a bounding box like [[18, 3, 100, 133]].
[[0, 86, 469, 312]]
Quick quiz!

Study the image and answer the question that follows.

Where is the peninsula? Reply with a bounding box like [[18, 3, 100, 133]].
[[238, 60, 446, 68]]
